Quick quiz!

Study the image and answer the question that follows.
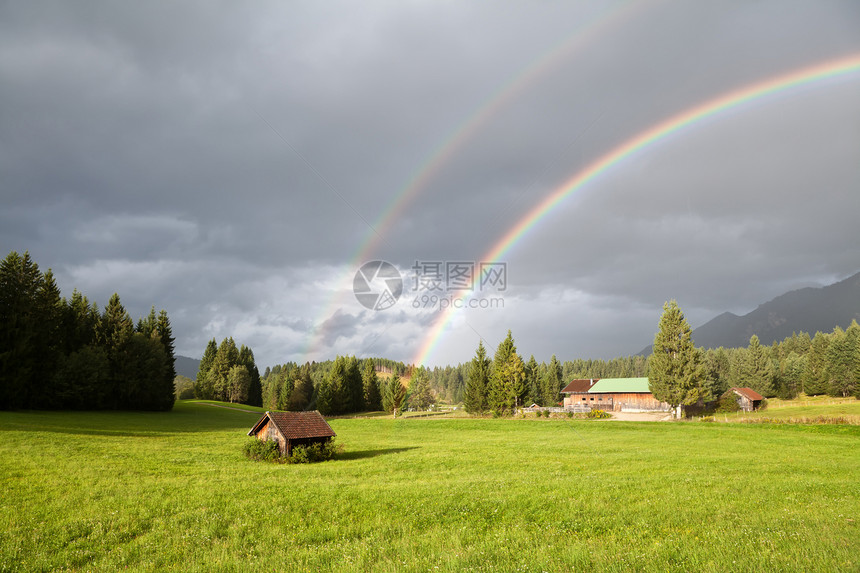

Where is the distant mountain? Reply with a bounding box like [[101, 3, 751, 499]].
[[640, 271, 860, 353], [174, 355, 201, 379]]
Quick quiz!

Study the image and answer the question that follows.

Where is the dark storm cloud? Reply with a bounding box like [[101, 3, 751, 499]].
[[2, 1, 859, 366]]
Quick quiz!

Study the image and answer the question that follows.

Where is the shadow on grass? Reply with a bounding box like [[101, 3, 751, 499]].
[[337, 446, 419, 461]]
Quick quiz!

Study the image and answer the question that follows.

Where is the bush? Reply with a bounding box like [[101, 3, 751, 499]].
[[587, 409, 611, 419], [244, 438, 342, 464], [716, 390, 741, 413], [243, 439, 282, 463], [567, 411, 574, 418], [289, 440, 342, 464]]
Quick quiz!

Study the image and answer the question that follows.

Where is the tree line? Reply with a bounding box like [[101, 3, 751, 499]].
[[0, 251, 175, 410], [253, 356, 432, 417], [194, 337, 262, 406], [650, 300, 860, 417]]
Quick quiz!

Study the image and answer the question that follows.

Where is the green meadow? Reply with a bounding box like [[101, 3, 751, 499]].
[[1, 402, 858, 572]]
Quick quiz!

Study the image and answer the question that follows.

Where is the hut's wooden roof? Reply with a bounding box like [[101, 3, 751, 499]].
[[248, 410, 336, 439], [731, 387, 764, 401]]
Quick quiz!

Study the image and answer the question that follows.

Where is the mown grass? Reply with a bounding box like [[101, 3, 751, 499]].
[[1, 401, 857, 572], [720, 395, 860, 424]]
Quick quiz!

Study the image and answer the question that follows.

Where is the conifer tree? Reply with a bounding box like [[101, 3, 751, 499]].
[[409, 367, 433, 411], [195, 339, 218, 399], [649, 300, 704, 418], [227, 365, 251, 404], [488, 331, 525, 415], [362, 359, 382, 411], [290, 363, 315, 411], [525, 355, 539, 406], [803, 332, 830, 395], [238, 345, 262, 407], [382, 373, 406, 417], [740, 335, 774, 397], [541, 355, 562, 407], [826, 321, 860, 397], [346, 356, 364, 413], [464, 341, 490, 414]]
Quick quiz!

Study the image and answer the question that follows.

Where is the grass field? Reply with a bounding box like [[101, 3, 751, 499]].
[[1, 402, 858, 572], [719, 395, 860, 424]]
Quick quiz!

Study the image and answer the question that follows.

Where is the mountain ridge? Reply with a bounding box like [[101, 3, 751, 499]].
[[639, 271, 860, 353]]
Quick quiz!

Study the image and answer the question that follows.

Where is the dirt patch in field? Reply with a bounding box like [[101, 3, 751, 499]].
[[609, 411, 673, 422]]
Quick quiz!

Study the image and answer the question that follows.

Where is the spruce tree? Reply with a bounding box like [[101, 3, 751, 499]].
[[488, 331, 525, 415], [464, 341, 490, 414], [382, 373, 406, 418], [291, 363, 315, 411], [238, 345, 262, 407], [362, 359, 382, 411], [525, 355, 539, 406], [195, 339, 218, 399], [803, 332, 830, 395], [541, 355, 562, 406], [346, 356, 364, 413], [741, 335, 774, 397], [826, 322, 860, 397], [409, 367, 433, 411], [649, 300, 704, 418], [227, 365, 251, 404]]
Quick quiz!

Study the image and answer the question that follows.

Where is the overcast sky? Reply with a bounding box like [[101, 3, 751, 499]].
[[2, 1, 859, 368]]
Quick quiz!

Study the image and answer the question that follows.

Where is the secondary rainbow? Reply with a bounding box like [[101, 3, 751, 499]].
[[412, 54, 860, 366], [297, 0, 654, 362]]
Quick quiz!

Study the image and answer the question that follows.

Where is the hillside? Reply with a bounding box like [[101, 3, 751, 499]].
[[640, 271, 860, 353]]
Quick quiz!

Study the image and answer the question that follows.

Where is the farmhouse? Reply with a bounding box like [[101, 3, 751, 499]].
[[561, 378, 599, 409], [563, 377, 670, 412], [248, 410, 336, 457], [731, 387, 764, 412]]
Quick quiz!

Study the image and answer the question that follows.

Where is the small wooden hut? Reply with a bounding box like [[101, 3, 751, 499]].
[[248, 411, 336, 456], [731, 387, 764, 412]]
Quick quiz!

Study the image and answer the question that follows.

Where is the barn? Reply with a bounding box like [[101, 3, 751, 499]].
[[563, 377, 670, 412], [561, 379, 599, 409], [248, 410, 336, 457], [731, 387, 764, 412]]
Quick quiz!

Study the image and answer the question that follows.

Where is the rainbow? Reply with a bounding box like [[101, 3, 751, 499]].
[[412, 54, 860, 366], [298, 0, 654, 362]]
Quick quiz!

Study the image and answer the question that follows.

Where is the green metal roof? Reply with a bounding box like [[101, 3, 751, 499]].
[[587, 377, 651, 393]]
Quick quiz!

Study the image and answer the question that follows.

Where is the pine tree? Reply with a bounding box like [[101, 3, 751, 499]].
[[464, 341, 490, 414], [541, 355, 562, 407], [362, 360, 382, 411], [382, 373, 406, 418], [346, 356, 364, 413], [525, 355, 539, 406], [0, 252, 47, 409], [826, 322, 860, 397], [290, 363, 315, 411], [195, 339, 218, 399], [649, 300, 704, 418], [740, 335, 774, 397], [409, 367, 433, 411], [227, 365, 251, 404], [101, 293, 134, 408], [209, 337, 239, 401], [803, 332, 830, 395], [238, 345, 262, 407], [488, 331, 525, 415], [702, 347, 730, 400]]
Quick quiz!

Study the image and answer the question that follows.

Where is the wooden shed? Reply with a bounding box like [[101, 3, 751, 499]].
[[731, 387, 764, 412], [248, 411, 336, 457]]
